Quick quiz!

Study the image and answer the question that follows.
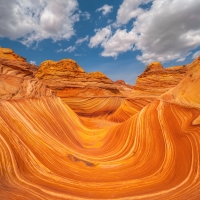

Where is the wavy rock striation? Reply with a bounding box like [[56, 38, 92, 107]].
[[36, 59, 132, 116], [107, 62, 188, 122], [0, 48, 200, 199], [0, 48, 54, 100]]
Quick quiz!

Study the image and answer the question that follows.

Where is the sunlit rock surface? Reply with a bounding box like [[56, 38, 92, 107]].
[[36, 59, 132, 116], [132, 62, 187, 96], [0, 48, 200, 199], [36, 59, 130, 97], [107, 62, 188, 122], [0, 47, 54, 100]]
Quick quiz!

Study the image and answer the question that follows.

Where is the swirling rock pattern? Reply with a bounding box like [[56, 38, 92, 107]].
[[36, 59, 132, 98], [106, 62, 188, 122], [0, 48, 54, 100], [0, 48, 200, 199], [35, 59, 132, 117]]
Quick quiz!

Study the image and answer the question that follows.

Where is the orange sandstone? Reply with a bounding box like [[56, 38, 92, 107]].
[[0, 47, 53, 100], [106, 62, 188, 122], [0, 47, 200, 199], [36, 59, 132, 116]]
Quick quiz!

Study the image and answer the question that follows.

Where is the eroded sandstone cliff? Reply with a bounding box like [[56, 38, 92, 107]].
[[0, 48, 54, 99], [35, 59, 132, 116]]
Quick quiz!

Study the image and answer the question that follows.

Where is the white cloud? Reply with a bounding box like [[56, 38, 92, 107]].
[[101, 29, 138, 58], [176, 52, 192, 62], [96, 4, 113, 15], [89, 27, 137, 58], [0, 0, 79, 46], [107, 19, 113, 24], [90, 0, 200, 64], [64, 46, 76, 52], [79, 11, 91, 20], [116, 0, 152, 25], [192, 50, 200, 59], [30, 60, 36, 65], [89, 26, 112, 48], [55, 49, 63, 53], [56, 36, 88, 53], [75, 35, 89, 45], [134, 0, 200, 64], [176, 57, 186, 62]]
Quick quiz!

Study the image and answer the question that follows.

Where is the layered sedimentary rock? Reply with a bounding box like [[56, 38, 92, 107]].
[[0, 84, 200, 199], [132, 62, 187, 96], [107, 62, 188, 122], [162, 56, 200, 109], [0, 47, 26, 61], [36, 59, 132, 116], [0, 47, 200, 199], [0, 47, 53, 100], [36, 59, 131, 97]]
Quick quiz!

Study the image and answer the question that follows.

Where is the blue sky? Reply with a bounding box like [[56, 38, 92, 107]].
[[0, 0, 200, 84]]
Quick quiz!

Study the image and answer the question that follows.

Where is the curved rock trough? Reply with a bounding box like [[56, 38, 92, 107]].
[[0, 47, 200, 199]]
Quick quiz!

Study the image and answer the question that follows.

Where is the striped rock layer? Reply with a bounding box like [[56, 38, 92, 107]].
[[0, 48, 54, 100], [0, 47, 200, 199], [35, 59, 132, 116], [105, 62, 188, 122]]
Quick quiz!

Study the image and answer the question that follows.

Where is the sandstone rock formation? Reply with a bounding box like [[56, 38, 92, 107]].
[[0, 47, 26, 61], [0, 47, 200, 199], [0, 47, 53, 100], [162, 56, 200, 109], [36, 59, 132, 116], [106, 62, 188, 122], [132, 61, 187, 96], [36, 59, 119, 97]]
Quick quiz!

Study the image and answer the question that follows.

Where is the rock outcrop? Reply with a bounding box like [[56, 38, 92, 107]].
[[36, 59, 132, 97], [106, 62, 188, 122], [162, 56, 200, 109], [0, 47, 54, 100], [0, 47, 26, 61], [132, 62, 187, 96], [35, 59, 132, 116]]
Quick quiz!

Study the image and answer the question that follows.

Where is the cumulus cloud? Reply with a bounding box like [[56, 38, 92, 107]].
[[0, 0, 79, 46], [64, 46, 76, 52], [90, 0, 200, 64], [134, 0, 200, 64], [192, 50, 200, 59], [116, 0, 152, 25], [96, 4, 113, 15], [89, 26, 112, 48], [75, 35, 89, 45], [101, 29, 138, 57], [89, 27, 137, 58]]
